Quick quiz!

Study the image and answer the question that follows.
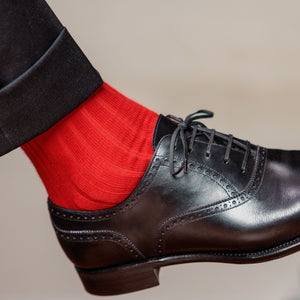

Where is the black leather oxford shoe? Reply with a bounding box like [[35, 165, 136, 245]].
[[48, 110, 300, 296]]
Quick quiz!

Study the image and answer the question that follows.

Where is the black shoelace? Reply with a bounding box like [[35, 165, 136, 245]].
[[168, 110, 251, 176]]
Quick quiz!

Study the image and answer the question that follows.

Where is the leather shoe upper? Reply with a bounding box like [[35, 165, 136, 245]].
[[49, 110, 300, 269]]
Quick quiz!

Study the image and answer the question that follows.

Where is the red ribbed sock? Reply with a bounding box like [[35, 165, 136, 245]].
[[22, 82, 159, 210]]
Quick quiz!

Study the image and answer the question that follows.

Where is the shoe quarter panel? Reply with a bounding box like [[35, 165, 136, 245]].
[[158, 146, 267, 255]]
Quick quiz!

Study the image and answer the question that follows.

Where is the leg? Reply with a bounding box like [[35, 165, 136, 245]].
[[0, 0, 158, 210], [0, 0, 102, 155], [0, 0, 63, 87], [2, 1, 300, 296]]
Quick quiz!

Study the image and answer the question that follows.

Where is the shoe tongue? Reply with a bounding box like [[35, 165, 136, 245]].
[[153, 113, 251, 152], [153, 114, 178, 149]]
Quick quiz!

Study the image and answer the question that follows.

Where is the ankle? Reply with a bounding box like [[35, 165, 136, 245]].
[[22, 82, 158, 210]]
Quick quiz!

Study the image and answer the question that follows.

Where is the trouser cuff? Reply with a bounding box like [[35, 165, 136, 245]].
[[0, 27, 103, 156]]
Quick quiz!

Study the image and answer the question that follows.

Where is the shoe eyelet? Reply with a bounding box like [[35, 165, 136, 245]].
[[224, 159, 229, 165], [205, 153, 211, 159]]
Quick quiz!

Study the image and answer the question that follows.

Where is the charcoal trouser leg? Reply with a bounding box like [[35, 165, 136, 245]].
[[0, 0, 103, 156]]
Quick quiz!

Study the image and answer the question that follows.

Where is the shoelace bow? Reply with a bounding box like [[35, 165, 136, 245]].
[[168, 110, 251, 176]]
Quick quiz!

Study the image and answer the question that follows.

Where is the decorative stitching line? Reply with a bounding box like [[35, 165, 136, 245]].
[[212, 235, 300, 258], [49, 157, 161, 220], [48, 134, 169, 221], [161, 157, 240, 198], [155, 147, 267, 255], [76, 234, 300, 274], [53, 224, 145, 259]]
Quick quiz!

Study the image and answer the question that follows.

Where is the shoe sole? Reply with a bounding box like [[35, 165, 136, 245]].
[[76, 235, 300, 296]]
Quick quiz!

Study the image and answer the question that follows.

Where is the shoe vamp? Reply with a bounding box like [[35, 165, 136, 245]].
[[161, 135, 256, 193], [162, 148, 300, 253]]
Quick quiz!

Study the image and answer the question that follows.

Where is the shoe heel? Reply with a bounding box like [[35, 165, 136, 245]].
[[76, 264, 160, 296]]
